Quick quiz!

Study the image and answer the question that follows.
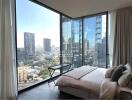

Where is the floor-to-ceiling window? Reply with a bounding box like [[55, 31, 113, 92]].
[[16, 0, 109, 90], [61, 16, 72, 65], [61, 13, 109, 68], [16, 0, 60, 90], [72, 19, 82, 68], [62, 16, 82, 69], [83, 14, 108, 68]]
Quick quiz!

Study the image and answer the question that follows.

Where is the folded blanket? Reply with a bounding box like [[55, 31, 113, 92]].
[[100, 80, 117, 99], [63, 65, 97, 80]]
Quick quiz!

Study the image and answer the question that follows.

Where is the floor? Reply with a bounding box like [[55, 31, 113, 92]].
[[17, 81, 82, 100]]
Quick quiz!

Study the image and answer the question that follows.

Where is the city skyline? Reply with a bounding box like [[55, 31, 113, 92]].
[[16, 0, 60, 48], [17, 32, 59, 49], [16, 0, 106, 49]]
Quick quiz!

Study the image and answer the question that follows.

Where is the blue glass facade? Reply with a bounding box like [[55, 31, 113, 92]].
[[62, 16, 82, 68], [62, 14, 108, 68], [83, 16, 106, 67]]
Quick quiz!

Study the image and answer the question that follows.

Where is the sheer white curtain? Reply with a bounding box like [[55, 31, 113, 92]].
[[0, 0, 17, 100], [108, 11, 116, 66]]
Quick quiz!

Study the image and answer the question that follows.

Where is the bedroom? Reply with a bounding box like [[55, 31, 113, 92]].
[[0, 0, 132, 100]]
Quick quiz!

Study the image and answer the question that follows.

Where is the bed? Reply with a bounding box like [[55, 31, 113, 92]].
[[56, 65, 118, 99]]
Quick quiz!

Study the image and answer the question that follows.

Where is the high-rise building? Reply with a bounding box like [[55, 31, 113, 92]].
[[95, 16, 102, 44], [62, 17, 82, 68], [17, 48, 25, 64], [101, 37, 107, 67], [24, 32, 35, 60], [43, 38, 51, 52], [94, 16, 102, 66]]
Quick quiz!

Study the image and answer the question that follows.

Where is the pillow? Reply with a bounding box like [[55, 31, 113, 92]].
[[125, 63, 132, 74], [118, 72, 130, 87], [111, 65, 127, 82], [105, 67, 115, 78]]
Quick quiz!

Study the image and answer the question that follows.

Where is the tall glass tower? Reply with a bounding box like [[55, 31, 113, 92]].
[[24, 32, 35, 60], [94, 16, 102, 66]]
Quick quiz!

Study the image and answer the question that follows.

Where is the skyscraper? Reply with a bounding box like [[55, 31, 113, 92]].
[[43, 38, 51, 52], [95, 16, 102, 44], [24, 32, 35, 60], [94, 16, 103, 67], [62, 17, 82, 68]]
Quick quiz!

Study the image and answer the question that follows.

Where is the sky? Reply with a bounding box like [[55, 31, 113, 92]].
[[16, 0, 60, 48]]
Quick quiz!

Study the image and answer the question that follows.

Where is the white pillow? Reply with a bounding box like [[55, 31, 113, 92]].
[[125, 63, 132, 75], [118, 72, 130, 87]]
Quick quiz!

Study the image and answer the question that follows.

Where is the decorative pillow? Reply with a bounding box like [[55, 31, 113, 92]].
[[125, 63, 132, 74], [122, 69, 129, 74], [118, 72, 130, 87], [105, 67, 115, 78], [111, 65, 127, 82]]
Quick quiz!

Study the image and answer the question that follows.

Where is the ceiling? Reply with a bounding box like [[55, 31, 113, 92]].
[[35, 0, 132, 18]]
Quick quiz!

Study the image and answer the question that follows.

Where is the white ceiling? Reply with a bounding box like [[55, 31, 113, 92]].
[[36, 0, 132, 18]]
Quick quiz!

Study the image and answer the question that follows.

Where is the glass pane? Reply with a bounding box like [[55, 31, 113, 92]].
[[72, 20, 82, 68], [83, 15, 107, 68], [16, 0, 60, 90], [62, 16, 72, 65], [62, 16, 82, 69]]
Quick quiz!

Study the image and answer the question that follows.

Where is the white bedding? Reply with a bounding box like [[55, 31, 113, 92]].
[[56, 66, 107, 94], [64, 65, 97, 79], [56, 66, 119, 99]]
